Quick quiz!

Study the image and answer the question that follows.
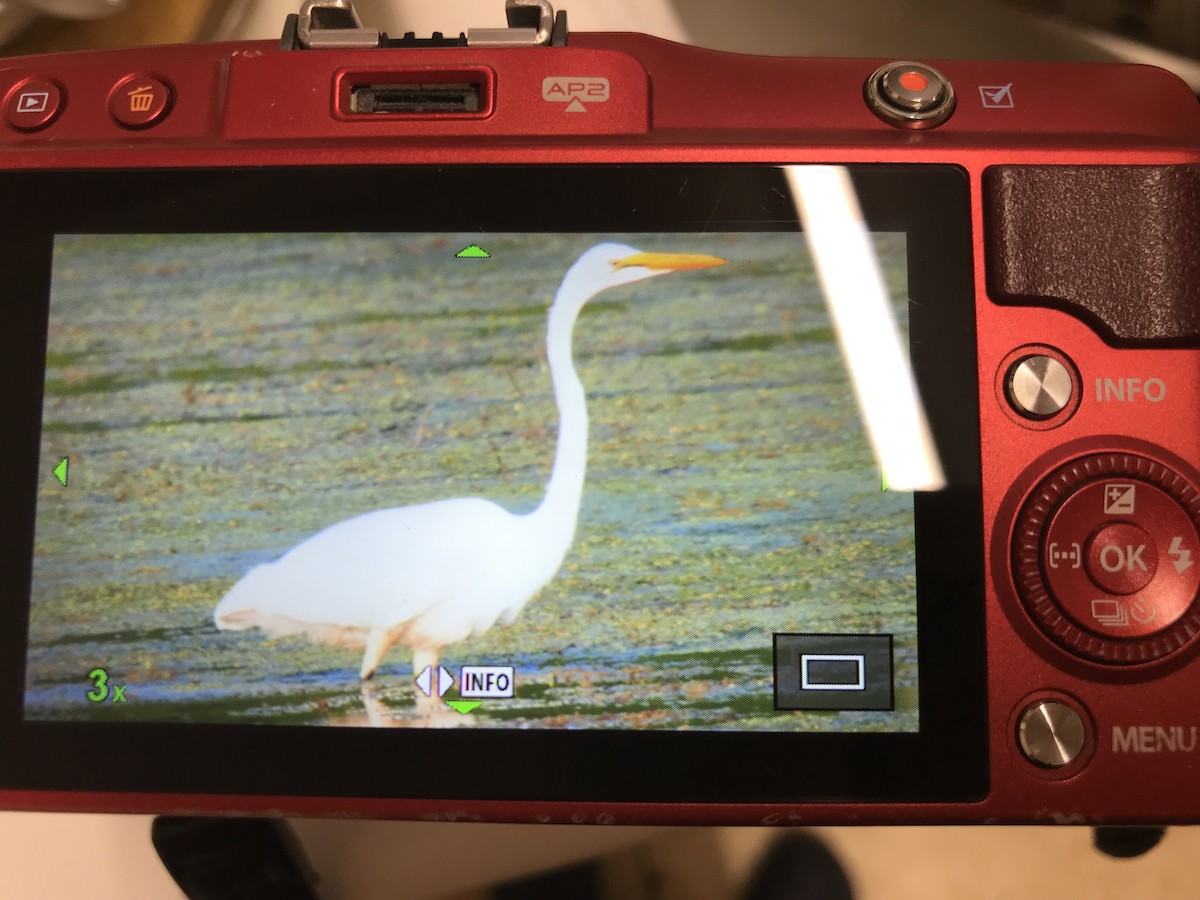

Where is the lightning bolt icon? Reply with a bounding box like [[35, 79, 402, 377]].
[[1168, 536, 1193, 573]]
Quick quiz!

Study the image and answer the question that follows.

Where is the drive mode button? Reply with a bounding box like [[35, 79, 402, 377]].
[[773, 634, 894, 711]]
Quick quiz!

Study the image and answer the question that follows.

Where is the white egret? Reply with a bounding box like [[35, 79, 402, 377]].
[[213, 243, 725, 686]]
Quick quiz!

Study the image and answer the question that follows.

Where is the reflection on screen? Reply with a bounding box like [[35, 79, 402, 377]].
[[27, 231, 918, 732]]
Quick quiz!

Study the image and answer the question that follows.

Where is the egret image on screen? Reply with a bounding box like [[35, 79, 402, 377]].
[[27, 231, 918, 731], [212, 245, 726, 692]]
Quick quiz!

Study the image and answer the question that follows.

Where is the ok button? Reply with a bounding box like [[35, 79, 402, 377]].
[[1085, 522, 1157, 594]]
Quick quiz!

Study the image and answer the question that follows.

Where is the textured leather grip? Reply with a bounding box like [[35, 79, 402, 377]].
[[985, 165, 1200, 346]]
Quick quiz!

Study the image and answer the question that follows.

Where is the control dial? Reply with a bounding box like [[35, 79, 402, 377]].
[[1012, 452, 1200, 664]]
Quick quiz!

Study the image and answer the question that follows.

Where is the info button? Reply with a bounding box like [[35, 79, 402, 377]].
[[773, 634, 894, 711], [459, 665, 515, 699]]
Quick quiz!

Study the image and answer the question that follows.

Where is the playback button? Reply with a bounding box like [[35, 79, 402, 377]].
[[773, 633, 894, 711], [4, 77, 65, 132]]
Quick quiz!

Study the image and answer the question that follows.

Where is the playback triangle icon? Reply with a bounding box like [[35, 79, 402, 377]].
[[415, 664, 456, 697], [415, 665, 433, 697], [437, 665, 454, 697]]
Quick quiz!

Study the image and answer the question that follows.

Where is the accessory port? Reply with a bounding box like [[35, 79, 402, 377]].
[[335, 68, 494, 118], [351, 82, 480, 113]]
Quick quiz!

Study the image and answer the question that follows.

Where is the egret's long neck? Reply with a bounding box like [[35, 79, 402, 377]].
[[530, 275, 592, 548]]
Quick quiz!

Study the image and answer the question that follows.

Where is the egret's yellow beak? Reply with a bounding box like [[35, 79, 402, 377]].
[[612, 251, 726, 272]]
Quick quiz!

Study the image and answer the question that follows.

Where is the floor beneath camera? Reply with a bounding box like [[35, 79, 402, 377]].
[[2, 814, 1199, 899], [307, 823, 1200, 900]]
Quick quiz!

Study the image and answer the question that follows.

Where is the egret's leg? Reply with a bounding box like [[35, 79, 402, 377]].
[[359, 628, 390, 680], [412, 647, 438, 682], [360, 680, 387, 728]]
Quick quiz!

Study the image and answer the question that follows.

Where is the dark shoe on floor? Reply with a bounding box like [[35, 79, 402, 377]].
[[742, 832, 854, 900]]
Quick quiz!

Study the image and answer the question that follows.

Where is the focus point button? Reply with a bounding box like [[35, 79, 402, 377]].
[[4, 77, 65, 132], [1018, 699, 1086, 769], [865, 61, 955, 129], [109, 74, 173, 129]]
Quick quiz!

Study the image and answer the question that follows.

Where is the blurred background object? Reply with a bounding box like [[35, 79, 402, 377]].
[[1, 0, 1198, 92], [4, 814, 1200, 899], [0, 0, 209, 53], [0, 0, 124, 50], [1008, 0, 1200, 58], [0, 0, 493, 54]]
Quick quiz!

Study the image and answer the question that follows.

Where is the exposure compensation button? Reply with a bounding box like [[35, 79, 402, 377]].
[[1018, 699, 1086, 769]]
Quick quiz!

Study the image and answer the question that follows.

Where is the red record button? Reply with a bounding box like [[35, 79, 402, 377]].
[[108, 75, 172, 129], [897, 70, 929, 92], [4, 78, 65, 132]]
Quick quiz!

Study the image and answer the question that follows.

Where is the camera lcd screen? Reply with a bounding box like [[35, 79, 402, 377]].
[[28, 229, 916, 732], [0, 165, 985, 803]]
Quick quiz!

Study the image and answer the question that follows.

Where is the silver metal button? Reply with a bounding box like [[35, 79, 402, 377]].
[[1007, 354, 1073, 419], [1018, 699, 1086, 768], [864, 61, 956, 129]]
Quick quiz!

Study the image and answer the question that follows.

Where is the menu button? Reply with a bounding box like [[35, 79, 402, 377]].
[[1018, 699, 1086, 768]]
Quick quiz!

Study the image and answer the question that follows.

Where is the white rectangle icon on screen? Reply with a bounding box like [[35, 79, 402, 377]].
[[801, 654, 866, 691], [459, 666, 515, 698]]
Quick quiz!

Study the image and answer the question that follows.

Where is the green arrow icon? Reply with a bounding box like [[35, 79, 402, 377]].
[[53, 457, 68, 487], [446, 700, 481, 714], [455, 244, 490, 259]]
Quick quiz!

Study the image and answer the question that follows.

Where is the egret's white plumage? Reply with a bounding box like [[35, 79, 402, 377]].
[[213, 242, 724, 682]]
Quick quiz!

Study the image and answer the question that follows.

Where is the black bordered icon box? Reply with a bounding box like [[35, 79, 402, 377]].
[[773, 633, 895, 711]]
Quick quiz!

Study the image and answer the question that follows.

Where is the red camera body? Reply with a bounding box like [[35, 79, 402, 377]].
[[0, 2, 1197, 826]]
